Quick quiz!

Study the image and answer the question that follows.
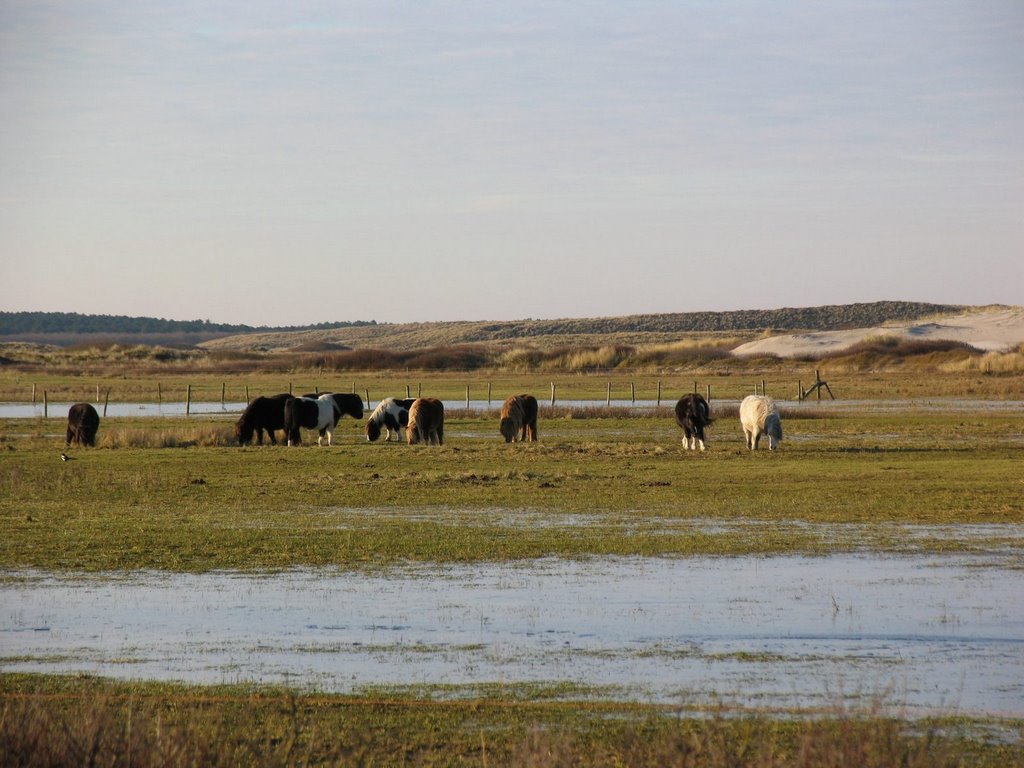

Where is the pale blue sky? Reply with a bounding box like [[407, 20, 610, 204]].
[[1, 0, 1021, 326]]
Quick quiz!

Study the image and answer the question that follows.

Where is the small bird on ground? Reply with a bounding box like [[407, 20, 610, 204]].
[[60, 452, 70, 461]]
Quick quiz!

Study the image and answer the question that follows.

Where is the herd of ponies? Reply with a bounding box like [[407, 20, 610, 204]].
[[63, 392, 782, 451]]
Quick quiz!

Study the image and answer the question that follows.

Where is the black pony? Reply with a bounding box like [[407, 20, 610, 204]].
[[674, 393, 713, 451], [66, 403, 100, 447], [284, 393, 364, 446], [235, 393, 293, 445]]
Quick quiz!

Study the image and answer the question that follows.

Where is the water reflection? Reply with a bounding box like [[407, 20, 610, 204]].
[[2, 554, 1022, 715]]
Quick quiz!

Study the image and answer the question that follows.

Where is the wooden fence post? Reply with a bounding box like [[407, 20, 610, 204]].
[[706, 384, 711, 403], [418, 383, 422, 397], [103, 390, 110, 417], [550, 382, 556, 407], [465, 384, 470, 408], [43, 390, 48, 418], [158, 382, 162, 404], [96, 384, 100, 402], [406, 384, 411, 399], [487, 382, 492, 405], [606, 381, 611, 406], [245, 385, 250, 405], [221, 382, 226, 406], [32, 383, 36, 404], [186, 385, 192, 416], [762, 379, 766, 397], [365, 389, 371, 409], [656, 380, 662, 406]]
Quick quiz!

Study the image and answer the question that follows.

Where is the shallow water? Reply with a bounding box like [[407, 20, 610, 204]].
[[2, 555, 1022, 715], [3, 397, 1023, 420]]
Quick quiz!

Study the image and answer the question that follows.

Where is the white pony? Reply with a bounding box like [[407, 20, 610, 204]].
[[365, 397, 416, 442], [739, 395, 783, 450]]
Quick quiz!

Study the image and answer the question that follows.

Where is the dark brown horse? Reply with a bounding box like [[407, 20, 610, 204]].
[[499, 394, 538, 443], [66, 403, 100, 447], [406, 398, 444, 445], [235, 393, 293, 445], [674, 393, 713, 451]]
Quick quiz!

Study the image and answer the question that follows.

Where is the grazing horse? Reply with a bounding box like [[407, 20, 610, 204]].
[[674, 393, 712, 451], [66, 403, 100, 447], [365, 397, 416, 442], [740, 394, 783, 451], [499, 394, 538, 443], [284, 393, 364, 446], [235, 393, 292, 445], [406, 398, 444, 445]]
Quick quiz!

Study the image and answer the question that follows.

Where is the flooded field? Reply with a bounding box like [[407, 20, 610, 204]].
[[3, 554, 1022, 716]]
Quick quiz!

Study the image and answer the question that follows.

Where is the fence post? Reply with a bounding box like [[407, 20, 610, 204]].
[[657, 380, 662, 406], [606, 381, 611, 406], [103, 390, 110, 417], [487, 382, 492, 405], [289, 382, 293, 395], [418, 383, 422, 397], [43, 390, 48, 418], [365, 389, 371, 409], [406, 384, 411, 399], [245, 385, 250, 405], [797, 380, 803, 400], [158, 382, 162, 404], [465, 384, 470, 408], [707, 384, 711, 403], [630, 381, 635, 403], [221, 382, 226, 406], [32, 383, 36, 404], [186, 384, 192, 416], [96, 384, 100, 402], [550, 382, 556, 407], [762, 379, 766, 397]]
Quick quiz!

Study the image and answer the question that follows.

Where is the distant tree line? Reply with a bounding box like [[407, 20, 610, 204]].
[[0, 312, 377, 336]]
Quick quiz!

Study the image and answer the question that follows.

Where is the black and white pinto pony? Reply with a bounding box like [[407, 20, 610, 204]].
[[499, 394, 538, 443], [674, 393, 712, 451], [365, 397, 417, 442], [406, 398, 444, 445], [235, 393, 293, 445], [740, 394, 783, 450], [66, 402, 100, 447], [284, 393, 364, 446]]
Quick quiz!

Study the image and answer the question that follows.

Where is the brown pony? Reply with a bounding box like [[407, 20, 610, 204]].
[[499, 394, 538, 443], [66, 403, 100, 446], [406, 398, 444, 445]]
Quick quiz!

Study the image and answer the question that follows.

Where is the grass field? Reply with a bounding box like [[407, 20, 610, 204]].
[[2, 369, 1023, 765], [2, 674, 1022, 768], [2, 406, 1022, 571]]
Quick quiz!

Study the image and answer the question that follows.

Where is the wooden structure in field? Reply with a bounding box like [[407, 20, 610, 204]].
[[799, 370, 835, 401]]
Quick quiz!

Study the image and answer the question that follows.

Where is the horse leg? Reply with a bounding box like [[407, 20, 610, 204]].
[[744, 428, 752, 450]]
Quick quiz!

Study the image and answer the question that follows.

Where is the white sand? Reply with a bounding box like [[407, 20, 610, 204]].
[[731, 305, 1024, 358]]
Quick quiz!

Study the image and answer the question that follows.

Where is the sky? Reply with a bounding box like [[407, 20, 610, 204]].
[[1, 0, 1022, 327]]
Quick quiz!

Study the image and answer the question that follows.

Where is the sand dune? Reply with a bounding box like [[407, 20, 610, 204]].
[[731, 306, 1024, 358]]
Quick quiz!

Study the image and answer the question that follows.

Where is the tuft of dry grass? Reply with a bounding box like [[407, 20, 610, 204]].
[[98, 425, 235, 449]]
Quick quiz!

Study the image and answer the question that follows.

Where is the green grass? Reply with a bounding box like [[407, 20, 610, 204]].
[[2, 410, 1022, 572], [2, 674, 1021, 768]]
